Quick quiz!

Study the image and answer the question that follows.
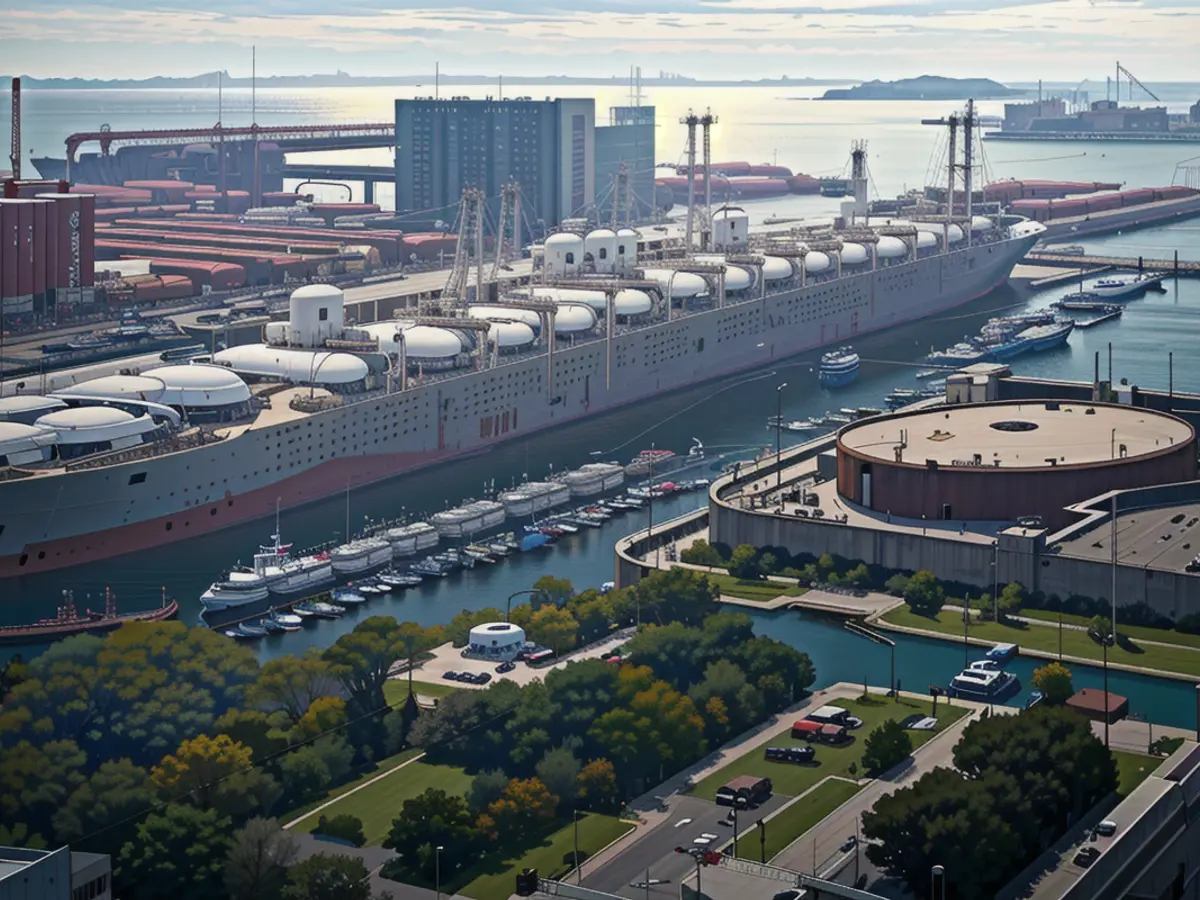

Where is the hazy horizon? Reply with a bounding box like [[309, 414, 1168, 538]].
[[2, 0, 1198, 83]]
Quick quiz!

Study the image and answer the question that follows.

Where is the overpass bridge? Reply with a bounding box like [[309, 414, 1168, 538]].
[[281, 163, 396, 203], [1025, 251, 1200, 276]]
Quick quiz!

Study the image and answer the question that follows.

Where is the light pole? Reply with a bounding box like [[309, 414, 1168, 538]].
[[992, 539, 999, 623], [775, 382, 788, 491], [506, 588, 544, 622], [646, 443, 656, 568], [1103, 632, 1112, 749], [435, 845, 444, 900], [931, 864, 946, 900], [573, 808, 581, 883], [963, 593, 970, 667]]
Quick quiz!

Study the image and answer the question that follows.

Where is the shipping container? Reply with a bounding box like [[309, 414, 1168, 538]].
[[146, 257, 247, 290], [747, 164, 794, 178], [116, 219, 403, 265], [97, 227, 345, 258], [14, 200, 35, 299], [122, 180, 194, 204], [96, 239, 311, 283], [786, 174, 821, 195], [0, 200, 20, 305], [43, 196, 59, 293], [31, 200, 48, 298], [79, 194, 95, 287]]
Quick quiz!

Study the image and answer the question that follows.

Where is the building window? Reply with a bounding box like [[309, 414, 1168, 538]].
[[599, 248, 607, 259], [319, 308, 329, 321], [565, 252, 575, 264]]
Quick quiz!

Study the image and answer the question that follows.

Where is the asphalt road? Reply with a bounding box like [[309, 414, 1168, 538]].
[[582, 794, 789, 899]]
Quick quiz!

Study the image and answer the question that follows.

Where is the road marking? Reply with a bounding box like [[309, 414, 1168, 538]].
[[674, 818, 693, 828]]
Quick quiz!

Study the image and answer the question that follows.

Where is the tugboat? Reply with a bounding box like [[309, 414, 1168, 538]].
[[818, 347, 860, 388]]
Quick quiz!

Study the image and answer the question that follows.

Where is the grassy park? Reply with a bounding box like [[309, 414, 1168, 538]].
[[735, 779, 862, 862], [690, 695, 968, 800], [707, 572, 808, 603], [1113, 750, 1158, 799]]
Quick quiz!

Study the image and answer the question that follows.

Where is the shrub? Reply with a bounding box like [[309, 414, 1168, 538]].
[[314, 814, 365, 847]]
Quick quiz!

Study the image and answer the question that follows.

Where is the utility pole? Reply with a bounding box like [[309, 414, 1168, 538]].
[[700, 109, 717, 250]]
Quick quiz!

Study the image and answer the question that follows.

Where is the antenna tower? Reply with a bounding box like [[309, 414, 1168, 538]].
[[681, 110, 700, 250], [700, 109, 717, 250]]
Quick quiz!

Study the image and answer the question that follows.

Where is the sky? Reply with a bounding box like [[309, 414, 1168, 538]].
[[1, 0, 1198, 82]]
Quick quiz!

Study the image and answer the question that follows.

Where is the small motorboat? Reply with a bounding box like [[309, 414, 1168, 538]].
[[353, 582, 389, 595], [225, 621, 267, 640], [261, 617, 287, 635], [269, 612, 304, 631], [464, 545, 498, 563], [378, 570, 423, 588], [295, 601, 345, 619], [915, 369, 944, 380], [411, 557, 451, 577], [332, 589, 369, 606]]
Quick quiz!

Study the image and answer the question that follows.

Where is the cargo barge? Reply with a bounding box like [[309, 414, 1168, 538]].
[[0, 589, 179, 645]]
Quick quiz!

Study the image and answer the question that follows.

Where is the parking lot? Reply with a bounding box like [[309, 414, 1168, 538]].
[[408, 631, 632, 689]]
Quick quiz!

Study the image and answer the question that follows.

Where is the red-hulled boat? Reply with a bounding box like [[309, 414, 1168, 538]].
[[0, 588, 179, 645]]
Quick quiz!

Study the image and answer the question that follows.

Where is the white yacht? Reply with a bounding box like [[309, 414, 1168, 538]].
[[330, 538, 393, 573]]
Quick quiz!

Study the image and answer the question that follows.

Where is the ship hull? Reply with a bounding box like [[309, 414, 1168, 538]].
[[0, 233, 1039, 579]]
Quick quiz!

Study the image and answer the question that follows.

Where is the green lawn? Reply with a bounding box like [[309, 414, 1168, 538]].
[[456, 814, 633, 900], [292, 759, 472, 845], [1021, 608, 1200, 651], [882, 606, 1200, 678], [383, 678, 460, 703], [735, 779, 862, 862], [706, 573, 808, 603], [689, 695, 969, 800], [1113, 750, 1157, 799]]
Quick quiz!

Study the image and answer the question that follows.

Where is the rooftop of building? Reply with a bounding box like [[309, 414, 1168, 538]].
[[839, 401, 1193, 470], [1054, 501, 1200, 574]]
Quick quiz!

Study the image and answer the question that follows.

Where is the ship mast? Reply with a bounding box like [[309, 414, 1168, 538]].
[[681, 110, 700, 251], [963, 99, 975, 248]]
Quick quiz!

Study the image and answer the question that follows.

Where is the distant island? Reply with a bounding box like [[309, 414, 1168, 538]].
[[819, 76, 1025, 101], [4, 70, 850, 90]]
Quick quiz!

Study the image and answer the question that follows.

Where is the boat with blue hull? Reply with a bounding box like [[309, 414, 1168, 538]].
[[1019, 320, 1075, 351], [948, 667, 1021, 701], [819, 347, 861, 388]]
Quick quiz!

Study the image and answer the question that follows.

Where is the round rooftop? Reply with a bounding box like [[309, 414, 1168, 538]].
[[54, 374, 167, 402], [36, 406, 136, 430], [0, 395, 67, 415], [840, 401, 1195, 470]]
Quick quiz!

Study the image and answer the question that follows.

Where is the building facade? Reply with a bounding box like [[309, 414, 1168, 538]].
[[394, 98, 595, 232], [594, 106, 656, 223]]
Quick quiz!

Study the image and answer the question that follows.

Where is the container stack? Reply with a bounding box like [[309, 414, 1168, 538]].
[[0, 190, 96, 319]]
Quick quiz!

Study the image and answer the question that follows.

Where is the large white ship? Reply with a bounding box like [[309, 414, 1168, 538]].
[[0, 141, 1044, 578]]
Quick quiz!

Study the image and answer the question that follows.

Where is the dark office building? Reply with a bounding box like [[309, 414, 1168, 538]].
[[394, 98, 594, 232], [595, 106, 656, 223]]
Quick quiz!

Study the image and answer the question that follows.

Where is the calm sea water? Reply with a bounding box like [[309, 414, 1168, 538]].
[[3, 87, 1200, 726]]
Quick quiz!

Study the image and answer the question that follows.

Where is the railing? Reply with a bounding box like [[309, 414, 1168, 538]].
[[63, 428, 226, 472]]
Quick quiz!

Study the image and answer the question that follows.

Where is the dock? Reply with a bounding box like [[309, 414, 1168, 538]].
[[1072, 309, 1123, 328], [1027, 251, 1200, 277]]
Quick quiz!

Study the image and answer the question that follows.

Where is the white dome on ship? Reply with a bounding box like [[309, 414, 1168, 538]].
[[614, 289, 653, 316], [584, 229, 619, 274], [970, 215, 994, 233], [395, 325, 462, 359], [916, 230, 939, 250], [212, 345, 369, 385], [804, 251, 831, 273], [530, 287, 607, 310], [640, 269, 708, 298], [148, 363, 253, 408], [488, 321, 536, 349], [544, 232, 585, 277], [841, 242, 869, 266], [554, 304, 598, 334], [696, 256, 753, 291], [34, 406, 159, 447], [761, 256, 795, 282], [0, 421, 58, 465], [0, 394, 68, 424], [54, 374, 167, 403], [876, 236, 908, 259], [946, 224, 965, 244], [468, 306, 542, 329]]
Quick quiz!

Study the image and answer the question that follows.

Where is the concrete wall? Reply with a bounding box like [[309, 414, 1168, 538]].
[[0, 846, 70, 900]]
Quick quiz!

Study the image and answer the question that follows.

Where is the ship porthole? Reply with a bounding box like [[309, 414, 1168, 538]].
[[210, 509, 217, 516], [37, 551, 45, 560], [18, 554, 27, 567]]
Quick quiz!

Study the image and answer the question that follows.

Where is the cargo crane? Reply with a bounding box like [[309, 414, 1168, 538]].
[[1115, 62, 1160, 103]]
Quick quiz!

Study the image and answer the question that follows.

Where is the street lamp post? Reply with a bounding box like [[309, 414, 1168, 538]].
[[992, 540, 999, 623], [573, 808, 581, 883], [775, 383, 788, 491], [732, 801, 741, 857], [963, 593, 970, 667], [435, 845, 444, 900], [1103, 632, 1112, 749], [931, 864, 946, 900], [506, 588, 544, 622]]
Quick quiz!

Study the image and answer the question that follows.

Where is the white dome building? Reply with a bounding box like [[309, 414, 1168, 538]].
[[0, 395, 67, 425], [212, 346, 369, 389], [614, 289, 653, 317], [145, 363, 254, 421], [54, 374, 168, 404], [466, 621, 527, 661], [696, 256, 754, 292], [584, 228, 619, 275], [0, 421, 58, 466], [287, 284, 345, 347], [544, 232, 585, 278], [34, 407, 161, 460]]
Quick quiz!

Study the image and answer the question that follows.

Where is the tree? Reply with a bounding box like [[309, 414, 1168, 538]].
[[861, 720, 913, 775], [535, 746, 581, 811], [1089, 615, 1114, 641], [623, 622, 709, 690], [276, 736, 355, 809], [488, 777, 559, 839], [953, 705, 1117, 842], [151, 733, 272, 818], [314, 814, 366, 847], [884, 573, 910, 596], [282, 854, 379, 900], [527, 605, 580, 656], [903, 570, 945, 617], [863, 767, 1028, 898], [566, 593, 614, 645], [53, 758, 156, 849], [727, 544, 761, 580], [758, 552, 780, 575], [288, 696, 349, 745], [323, 616, 404, 720], [249, 649, 335, 721], [395, 621, 444, 702], [633, 568, 719, 627], [467, 769, 510, 813], [0, 739, 86, 844], [731, 636, 815, 707], [533, 575, 575, 607], [591, 675, 705, 785], [816, 553, 837, 580], [544, 660, 622, 754], [679, 539, 725, 567], [119, 804, 232, 900], [998, 582, 1025, 620], [214, 708, 290, 761], [224, 817, 299, 900], [845, 563, 872, 589], [577, 758, 621, 814], [384, 788, 479, 881], [1031, 662, 1074, 705], [689, 659, 763, 740], [446, 608, 507, 647]]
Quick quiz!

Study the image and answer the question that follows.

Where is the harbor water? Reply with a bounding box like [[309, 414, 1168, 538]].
[[3, 86, 1200, 727]]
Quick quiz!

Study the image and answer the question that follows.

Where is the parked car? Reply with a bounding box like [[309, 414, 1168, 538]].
[[497, 661, 516, 673], [1095, 820, 1117, 837], [442, 670, 459, 681], [1073, 847, 1100, 868], [764, 746, 816, 764], [839, 836, 857, 853]]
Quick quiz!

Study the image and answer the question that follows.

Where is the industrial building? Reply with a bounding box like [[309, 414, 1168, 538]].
[[594, 106, 656, 222], [0, 190, 96, 322], [616, 364, 1200, 620], [394, 97, 595, 232]]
